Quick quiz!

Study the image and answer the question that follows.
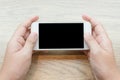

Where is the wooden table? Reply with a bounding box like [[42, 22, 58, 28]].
[[0, 0, 120, 80]]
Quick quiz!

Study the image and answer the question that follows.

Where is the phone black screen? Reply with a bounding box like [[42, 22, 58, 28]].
[[39, 23, 84, 49]]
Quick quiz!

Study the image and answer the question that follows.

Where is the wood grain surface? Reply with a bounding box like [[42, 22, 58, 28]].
[[0, 0, 120, 80]]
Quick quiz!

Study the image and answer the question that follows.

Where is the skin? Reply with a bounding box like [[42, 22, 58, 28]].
[[0, 15, 120, 80], [0, 16, 39, 80], [83, 15, 120, 80]]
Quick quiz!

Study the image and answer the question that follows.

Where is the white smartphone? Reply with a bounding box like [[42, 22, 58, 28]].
[[31, 22, 91, 50]]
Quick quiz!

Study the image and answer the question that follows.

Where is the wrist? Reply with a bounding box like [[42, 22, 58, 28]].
[[99, 70, 120, 80], [0, 70, 10, 80], [0, 68, 18, 80], [0, 66, 25, 80]]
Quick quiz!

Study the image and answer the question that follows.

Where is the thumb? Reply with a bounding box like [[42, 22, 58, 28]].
[[84, 33, 100, 52], [23, 32, 37, 54]]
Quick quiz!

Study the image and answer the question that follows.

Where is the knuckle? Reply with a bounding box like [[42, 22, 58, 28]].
[[94, 20, 102, 28], [17, 37, 25, 44]]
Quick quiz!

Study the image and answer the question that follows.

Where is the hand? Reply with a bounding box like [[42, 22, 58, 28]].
[[0, 16, 39, 80], [82, 15, 120, 80]]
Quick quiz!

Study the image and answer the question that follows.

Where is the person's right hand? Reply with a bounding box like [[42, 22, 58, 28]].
[[82, 15, 120, 80]]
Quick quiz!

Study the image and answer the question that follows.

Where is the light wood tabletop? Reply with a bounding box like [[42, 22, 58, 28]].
[[0, 0, 120, 80]]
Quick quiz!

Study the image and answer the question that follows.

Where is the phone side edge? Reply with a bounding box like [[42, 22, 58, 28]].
[[31, 22, 39, 50], [84, 22, 91, 50]]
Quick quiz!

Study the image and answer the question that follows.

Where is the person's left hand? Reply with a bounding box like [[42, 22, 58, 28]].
[[0, 16, 39, 80]]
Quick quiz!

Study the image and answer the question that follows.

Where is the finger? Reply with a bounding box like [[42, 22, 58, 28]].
[[82, 14, 112, 51], [24, 30, 30, 40], [14, 16, 39, 38], [84, 33, 101, 52], [92, 31, 96, 38], [82, 14, 107, 37], [21, 16, 39, 28], [22, 32, 37, 55]]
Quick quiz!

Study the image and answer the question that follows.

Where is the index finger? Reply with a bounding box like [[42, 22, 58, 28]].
[[14, 16, 39, 37], [82, 15, 113, 52], [82, 14, 107, 37]]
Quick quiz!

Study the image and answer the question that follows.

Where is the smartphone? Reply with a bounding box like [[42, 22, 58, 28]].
[[31, 22, 91, 50]]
